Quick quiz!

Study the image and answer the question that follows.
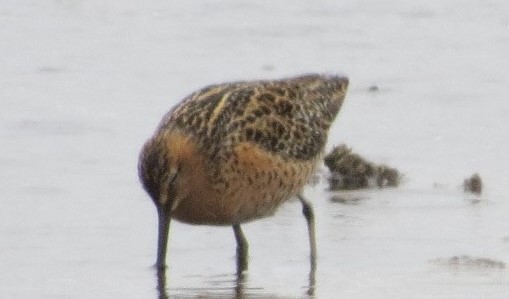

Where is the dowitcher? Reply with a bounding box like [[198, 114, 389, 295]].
[[138, 74, 349, 273]]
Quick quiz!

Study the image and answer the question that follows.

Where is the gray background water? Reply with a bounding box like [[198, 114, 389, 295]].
[[2, 0, 509, 298]]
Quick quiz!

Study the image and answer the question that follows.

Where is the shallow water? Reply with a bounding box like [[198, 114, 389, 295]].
[[2, 0, 509, 298]]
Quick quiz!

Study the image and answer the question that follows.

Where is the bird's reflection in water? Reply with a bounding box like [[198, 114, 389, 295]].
[[155, 268, 247, 299], [155, 260, 316, 298]]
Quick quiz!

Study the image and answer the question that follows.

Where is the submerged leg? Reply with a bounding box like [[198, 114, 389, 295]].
[[233, 224, 249, 273], [297, 194, 317, 294], [156, 266, 169, 299], [156, 208, 171, 270]]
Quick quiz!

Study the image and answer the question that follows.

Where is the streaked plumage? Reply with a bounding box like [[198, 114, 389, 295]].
[[138, 73, 349, 273]]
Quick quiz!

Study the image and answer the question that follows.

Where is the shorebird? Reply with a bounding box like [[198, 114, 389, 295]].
[[138, 74, 349, 274]]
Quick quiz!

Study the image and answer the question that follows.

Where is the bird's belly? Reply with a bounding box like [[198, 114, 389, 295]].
[[170, 141, 318, 225], [171, 187, 293, 225]]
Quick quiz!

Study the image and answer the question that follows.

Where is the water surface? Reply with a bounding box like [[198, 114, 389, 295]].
[[1, 0, 509, 298]]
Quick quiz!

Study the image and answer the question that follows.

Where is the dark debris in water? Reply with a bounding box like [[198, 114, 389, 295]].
[[367, 84, 380, 92], [463, 173, 483, 195], [430, 255, 505, 270], [324, 144, 401, 191], [329, 195, 366, 205]]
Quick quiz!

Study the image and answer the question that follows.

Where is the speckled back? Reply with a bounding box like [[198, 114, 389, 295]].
[[159, 74, 348, 163]]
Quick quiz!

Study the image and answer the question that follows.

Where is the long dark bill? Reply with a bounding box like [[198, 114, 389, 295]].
[[156, 208, 171, 270]]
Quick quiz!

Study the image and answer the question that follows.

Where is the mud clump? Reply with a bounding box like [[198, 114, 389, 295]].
[[463, 173, 482, 194], [324, 144, 401, 190], [430, 255, 505, 270]]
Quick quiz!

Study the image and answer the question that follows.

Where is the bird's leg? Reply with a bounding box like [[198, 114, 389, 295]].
[[297, 194, 317, 269], [233, 224, 249, 274], [156, 207, 171, 270], [297, 194, 317, 294]]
